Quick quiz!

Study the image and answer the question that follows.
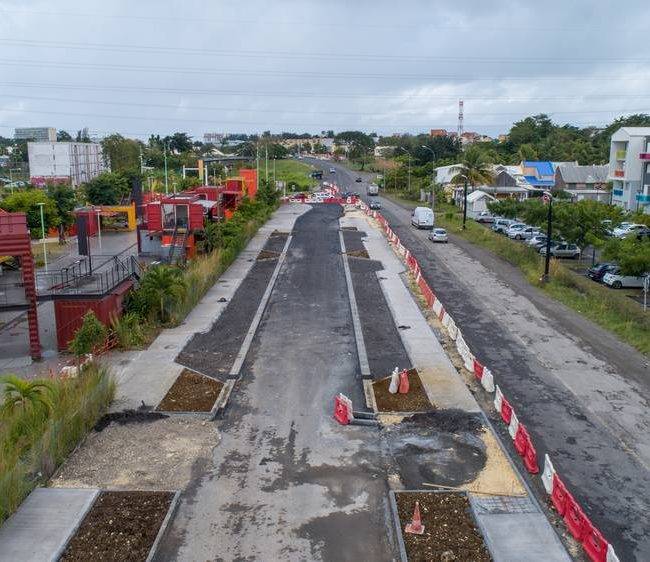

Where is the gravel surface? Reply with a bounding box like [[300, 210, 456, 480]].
[[52, 417, 217, 491]]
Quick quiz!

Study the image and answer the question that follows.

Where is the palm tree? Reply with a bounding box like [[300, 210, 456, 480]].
[[139, 265, 187, 323], [1, 375, 54, 416], [451, 148, 495, 188]]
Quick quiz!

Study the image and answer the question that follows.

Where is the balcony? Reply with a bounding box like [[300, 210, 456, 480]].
[[612, 189, 624, 197], [616, 149, 627, 160], [613, 169, 625, 178], [640, 153, 650, 160]]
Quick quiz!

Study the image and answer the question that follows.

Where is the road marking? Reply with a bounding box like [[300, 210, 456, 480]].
[[339, 229, 371, 379], [228, 235, 292, 378]]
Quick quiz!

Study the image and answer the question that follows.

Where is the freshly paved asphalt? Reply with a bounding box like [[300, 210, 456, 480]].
[[308, 158, 650, 561]]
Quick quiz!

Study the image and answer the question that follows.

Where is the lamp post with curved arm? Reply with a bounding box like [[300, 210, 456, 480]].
[[421, 145, 436, 213]]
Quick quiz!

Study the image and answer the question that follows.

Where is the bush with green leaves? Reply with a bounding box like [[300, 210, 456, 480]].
[[68, 311, 107, 356]]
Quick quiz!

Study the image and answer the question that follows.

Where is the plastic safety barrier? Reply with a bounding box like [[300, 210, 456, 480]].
[[564, 491, 588, 541], [494, 385, 504, 413], [473, 359, 484, 380], [500, 396, 513, 425], [582, 520, 609, 562], [481, 368, 495, 392], [551, 473, 569, 516], [523, 438, 540, 474], [513, 423, 528, 456], [508, 411, 519, 439], [542, 454, 555, 494]]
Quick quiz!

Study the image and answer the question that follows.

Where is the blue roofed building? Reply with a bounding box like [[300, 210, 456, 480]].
[[521, 161, 556, 189]]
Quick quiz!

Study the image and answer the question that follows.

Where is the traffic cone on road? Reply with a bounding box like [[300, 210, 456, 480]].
[[398, 369, 410, 394], [405, 501, 425, 535]]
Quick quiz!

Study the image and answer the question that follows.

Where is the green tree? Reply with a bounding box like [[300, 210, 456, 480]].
[[164, 132, 193, 153], [1, 189, 59, 236], [138, 265, 187, 323], [68, 311, 108, 357], [56, 130, 73, 141], [83, 172, 130, 205], [101, 134, 141, 173], [451, 147, 495, 187], [0, 375, 53, 416], [47, 184, 76, 241], [603, 238, 650, 276]]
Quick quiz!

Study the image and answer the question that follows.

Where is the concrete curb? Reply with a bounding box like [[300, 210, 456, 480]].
[[51, 488, 101, 562], [211, 379, 236, 419], [146, 490, 181, 562], [362, 379, 378, 411]]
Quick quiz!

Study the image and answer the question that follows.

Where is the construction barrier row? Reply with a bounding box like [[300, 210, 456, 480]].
[[358, 201, 621, 562]]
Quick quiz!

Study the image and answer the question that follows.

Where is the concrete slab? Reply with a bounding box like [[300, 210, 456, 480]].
[[473, 511, 572, 562], [108, 204, 309, 412], [0, 487, 99, 562]]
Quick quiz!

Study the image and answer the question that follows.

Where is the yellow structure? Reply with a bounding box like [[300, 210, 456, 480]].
[[98, 203, 137, 231]]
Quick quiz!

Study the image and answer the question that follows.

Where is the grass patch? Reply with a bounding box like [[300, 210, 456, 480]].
[[0, 363, 115, 524], [269, 159, 317, 191]]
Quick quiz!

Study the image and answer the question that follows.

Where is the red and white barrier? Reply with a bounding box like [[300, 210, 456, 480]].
[[359, 208, 619, 561]]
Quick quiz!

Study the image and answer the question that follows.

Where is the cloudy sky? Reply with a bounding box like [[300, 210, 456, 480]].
[[1, 0, 650, 140]]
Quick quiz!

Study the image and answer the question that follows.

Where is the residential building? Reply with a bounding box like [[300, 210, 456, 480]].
[[521, 161, 556, 189], [464, 190, 496, 217], [435, 164, 463, 187], [28, 142, 107, 187], [203, 132, 225, 144], [430, 129, 449, 137], [14, 127, 56, 142], [374, 145, 396, 158], [554, 163, 610, 203], [608, 127, 650, 214], [486, 164, 534, 200]]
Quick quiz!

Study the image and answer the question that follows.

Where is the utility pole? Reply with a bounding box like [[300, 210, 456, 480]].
[[37, 202, 48, 272], [542, 191, 553, 282], [256, 143, 260, 191], [421, 145, 436, 213], [164, 142, 169, 195], [265, 144, 269, 183], [140, 149, 144, 174], [462, 177, 468, 230]]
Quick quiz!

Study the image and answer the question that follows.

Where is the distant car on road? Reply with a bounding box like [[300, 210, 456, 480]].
[[428, 228, 448, 243], [586, 262, 617, 282], [329, 168, 336, 173], [491, 218, 514, 234], [603, 269, 649, 289], [355, 177, 362, 183], [367, 184, 379, 196], [369, 201, 382, 210], [539, 243, 581, 259], [411, 207, 434, 230]]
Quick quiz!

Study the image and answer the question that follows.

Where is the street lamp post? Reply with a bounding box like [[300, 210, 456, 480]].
[[421, 145, 436, 213], [37, 202, 48, 272], [462, 177, 468, 230], [399, 147, 411, 194], [542, 191, 553, 282]]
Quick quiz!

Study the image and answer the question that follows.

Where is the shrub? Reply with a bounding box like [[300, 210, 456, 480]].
[[68, 311, 107, 357]]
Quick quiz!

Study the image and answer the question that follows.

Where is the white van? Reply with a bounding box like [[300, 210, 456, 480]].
[[411, 207, 434, 229]]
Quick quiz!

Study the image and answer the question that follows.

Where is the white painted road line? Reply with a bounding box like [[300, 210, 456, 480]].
[[228, 234, 293, 378], [339, 229, 371, 378]]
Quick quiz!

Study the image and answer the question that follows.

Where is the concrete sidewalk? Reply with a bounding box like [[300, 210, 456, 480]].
[[341, 211, 570, 562], [108, 203, 308, 412]]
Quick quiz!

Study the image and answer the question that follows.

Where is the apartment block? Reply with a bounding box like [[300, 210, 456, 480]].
[[608, 127, 650, 214]]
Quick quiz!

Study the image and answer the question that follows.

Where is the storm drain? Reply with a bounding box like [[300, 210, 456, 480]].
[[470, 495, 537, 515]]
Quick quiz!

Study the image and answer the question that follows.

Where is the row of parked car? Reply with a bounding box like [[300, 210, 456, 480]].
[[490, 218, 582, 258]]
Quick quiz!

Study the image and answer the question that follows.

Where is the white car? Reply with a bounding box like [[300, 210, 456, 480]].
[[612, 223, 644, 238], [505, 223, 527, 237], [428, 228, 448, 243], [602, 269, 649, 289], [539, 243, 581, 259], [509, 225, 541, 240], [527, 234, 548, 247]]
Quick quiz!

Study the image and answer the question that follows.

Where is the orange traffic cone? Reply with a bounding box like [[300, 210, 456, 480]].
[[398, 369, 410, 394], [405, 501, 425, 534]]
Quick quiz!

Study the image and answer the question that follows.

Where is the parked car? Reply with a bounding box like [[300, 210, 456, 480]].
[[369, 201, 382, 210], [475, 211, 495, 223], [527, 234, 548, 248], [411, 207, 434, 229], [539, 243, 581, 259], [491, 218, 514, 234], [612, 223, 644, 238], [505, 223, 526, 238], [603, 269, 649, 289], [586, 262, 617, 282], [509, 225, 541, 240], [636, 227, 650, 241], [428, 228, 448, 243]]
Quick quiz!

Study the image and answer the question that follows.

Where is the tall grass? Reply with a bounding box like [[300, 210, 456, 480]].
[[0, 363, 115, 523]]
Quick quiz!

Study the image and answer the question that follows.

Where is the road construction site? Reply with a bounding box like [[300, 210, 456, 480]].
[[0, 200, 572, 561]]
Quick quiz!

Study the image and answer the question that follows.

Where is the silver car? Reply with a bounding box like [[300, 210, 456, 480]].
[[539, 243, 581, 259], [428, 228, 448, 243], [508, 225, 541, 240]]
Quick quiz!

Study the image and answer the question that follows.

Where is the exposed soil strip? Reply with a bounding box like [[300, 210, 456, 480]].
[[59, 491, 174, 562], [257, 249, 281, 260], [156, 369, 223, 412], [373, 369, 433, 412], [395, 492, 491, 562]]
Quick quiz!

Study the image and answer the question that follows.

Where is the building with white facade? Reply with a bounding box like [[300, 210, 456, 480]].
[[609, 127, 650, 214], [15, 127, 56, 142], [28, 142, 107, 187]]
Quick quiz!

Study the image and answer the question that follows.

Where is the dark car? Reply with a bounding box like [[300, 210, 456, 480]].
[[637, 227, 650, 241], [369, 201, 382, 210], [586, 262, 617, 282], [355, 177, 362, 183]]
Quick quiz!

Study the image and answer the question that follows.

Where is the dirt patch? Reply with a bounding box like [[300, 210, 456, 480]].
[[156, 369, 223, 412], [346, 248, 370, 259], [395, 492, 491, 562], [52, 417, 216, 490], [373, 369, 434, 412], [60, 491, 173, 562], [257, 249, 280, 260], [94, 410, 168, 432]]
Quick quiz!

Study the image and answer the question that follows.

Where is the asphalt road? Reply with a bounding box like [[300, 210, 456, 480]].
[[307, 157, 650, 561]]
